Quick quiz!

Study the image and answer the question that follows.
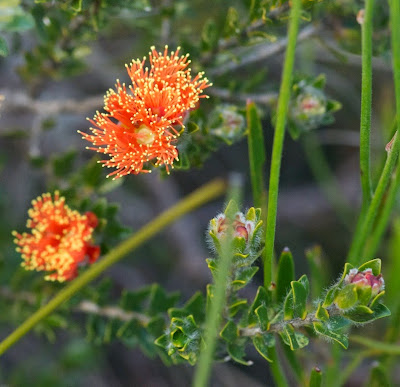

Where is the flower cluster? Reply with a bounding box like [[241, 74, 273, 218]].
[[13, 192, 100, 282], [79, 46, 211, 178]]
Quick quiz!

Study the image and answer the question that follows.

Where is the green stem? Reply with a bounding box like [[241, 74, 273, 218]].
[[350, 335, 400, 355], [347, 139, 400, 265], [363, 163, 400, 259], [0, 179, 226, 356], [263, 0, 302, 287], [301, 133, 351, 228], [348, 0, 400, 265], [193, 183, 241, 387], [359, 0, 374, 209], [268, 346, 289, 387], [337, 350, 374, 386]]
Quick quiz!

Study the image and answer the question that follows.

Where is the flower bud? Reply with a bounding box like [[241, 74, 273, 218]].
[[344, 268, 385, 297], [289, 86, 327, 131], [211, 213, 254, 242], [209, 104, 246, 143]]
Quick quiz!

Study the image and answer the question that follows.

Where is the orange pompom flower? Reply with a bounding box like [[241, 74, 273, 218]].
[[13, 192, 100, 282], [79, 46, 211, 178]]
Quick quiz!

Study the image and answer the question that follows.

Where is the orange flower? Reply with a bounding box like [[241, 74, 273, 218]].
[[13, 192, 100, 282], [79, 46, 211, 178]]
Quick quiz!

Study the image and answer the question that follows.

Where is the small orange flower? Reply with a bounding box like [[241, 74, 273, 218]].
[[13, 192, 100, 282], [79, 46, 211, 178]]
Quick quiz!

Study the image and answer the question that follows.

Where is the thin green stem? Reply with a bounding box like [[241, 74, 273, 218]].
[[347, 139, 400, 265], [337, 350, 375, 386], [350, 335, 400, 355], [193, 183, 241, 387], [348, 0, 400, 265], [263, 0, 302, 287], [301, 133, 351, 228], [359, 0, 374, 209], [267, 346, 289, 387], [363, 163, 400, 259], [0, 179, 226, 356]]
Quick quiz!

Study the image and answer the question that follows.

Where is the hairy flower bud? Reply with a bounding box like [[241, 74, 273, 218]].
[[344, 268, 385, 297]]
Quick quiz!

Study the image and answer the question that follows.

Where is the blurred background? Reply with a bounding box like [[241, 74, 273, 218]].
[[0, 0, 398, 385]]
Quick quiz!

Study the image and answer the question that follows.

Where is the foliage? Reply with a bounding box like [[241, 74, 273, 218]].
[[0, 0, 400, 385]]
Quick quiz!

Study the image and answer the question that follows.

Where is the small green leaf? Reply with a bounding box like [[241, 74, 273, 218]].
[[322, 286, 339, 308], [367, 363, 390, 387], [120, 287, 152, 312], [252, 334, 274, 362], [313, 322, 348, 348], [292, 280, 308, 319], [248, 286, 270, 325], [370, 291, 385, 309], [276, 247, 295, 303], [220, 320, 238, 343], [342, 305, 373, 323], [232, 266, 259, 290], [338, 263, 355, 285], [356, 286, 372, 305], [335, 284, 358, 310], [358, 259, 381, 276], [183, 292, 206, 323], [247, 102, 266, 208], [227, 342, 253, 366], [309, 367, 323, 387], [148, 284, 180, 316], [281, 324, 309, 350], [229, 299, 248, 317], [346, 303, 390, 323], [315, 303, 329, 321], [255, 305, 269, 331], [201, 18, 219, 51], [0, 36, 8, 57]]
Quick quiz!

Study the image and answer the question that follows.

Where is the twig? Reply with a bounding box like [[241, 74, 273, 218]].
[[209, 87, 277, 105], [0, 90, 103, 115], [209, 24, 319, 77], [75, 300, 151, 324]]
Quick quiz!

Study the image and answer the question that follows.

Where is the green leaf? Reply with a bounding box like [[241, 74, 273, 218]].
[[322, 286, 339, 308], [148, 284, 180, 316], [338, 263, 355, 286], [309, 367, 323, 387], [220, 320, 238, 343], [0, 36, 8, 56], [356, 286, 372, 305], [3, 13, 34, 32], [201, 18, 219, 51], [335, 284, 358, 310], [224, 7, 239, 37], [367, 363, 390, 387], [120, 287, 152, 312], [247, 102, 266, 208], [248, 286, 270, 326], [227, 342, 253, 366], [276, 247, 295, 303], [232, 266, 259, 290], [292, 279, 308, 319], [229, 299, 248, 317], [183, 292, 206, 323], [315, 303, 329, 321], [344, 303, 390, 323], [313, 322, 348, 348], [358, 259, 381, 275], [255, 305, 269, 331], [252, 334, 274, 362], [370, 291, 385, 309], [280, 324, 309, 350]]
